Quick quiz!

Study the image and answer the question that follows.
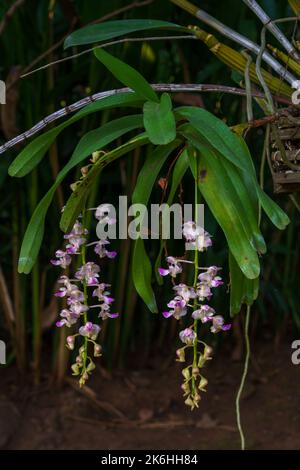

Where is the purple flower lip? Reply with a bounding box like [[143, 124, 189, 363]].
[[54, 290, 65, 297], [158, 267, 169, 276], [109, 313, 119, 318], [162, 311, 173, 318]]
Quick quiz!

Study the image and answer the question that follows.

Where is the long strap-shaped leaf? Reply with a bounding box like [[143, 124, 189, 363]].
[[179, 107, 290, 230], [186, 138, 260, 279], [64, 19, 188, 48], [154, 148, 190, 284], [177, 107, 248, 171], [229, 251, 259, 317], [60, 133, 149, 233], [94, 48, 158, 102], [181, 124, 265, 253], [18, 118, 145, 274], [131, 140, 182, 313]]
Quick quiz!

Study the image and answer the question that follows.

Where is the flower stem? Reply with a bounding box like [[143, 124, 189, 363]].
[[235, 304, 251, 450], [81, 208, 88, 375], [192, 154, 199, 387]]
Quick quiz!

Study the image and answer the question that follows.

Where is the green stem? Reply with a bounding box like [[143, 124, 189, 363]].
[[192, 154, 199, 388], [235, 305, 251, 450], [81, 207, 88, 373]]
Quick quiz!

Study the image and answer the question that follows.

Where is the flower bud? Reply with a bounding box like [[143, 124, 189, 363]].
[[204, 345, 213, 360], [71, 363, 80, 376], [184, 396, 194, 408], [66, 335, 76, 350], [79, 376, 86, 387], [94, 343, 102, 357], [70, 181, 80, 192], [192, 367, 200, 377], [198, 353, 206, 368], [91, 151, 101, 163], [80, 165, 90, 177], [182, 367, 191, 381], [176, 347, 186, 363], [87, 360, 96, 373], [76, 355, 83, 365], [181, 382, 190, 395], [198, 375, 208, 391]]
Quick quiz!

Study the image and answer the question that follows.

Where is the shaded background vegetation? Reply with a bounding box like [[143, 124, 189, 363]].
[[0, 0, 299, 385]]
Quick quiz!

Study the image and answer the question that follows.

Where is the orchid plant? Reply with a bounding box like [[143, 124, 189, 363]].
[[4, 3, 293, 419]]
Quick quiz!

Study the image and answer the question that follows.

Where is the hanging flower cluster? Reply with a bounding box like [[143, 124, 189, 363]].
[[51, 208, 118, 387], [159, 221, 231, 409]]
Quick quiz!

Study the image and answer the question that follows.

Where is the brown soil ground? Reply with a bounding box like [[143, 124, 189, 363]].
[[0, 339, 300, 450]]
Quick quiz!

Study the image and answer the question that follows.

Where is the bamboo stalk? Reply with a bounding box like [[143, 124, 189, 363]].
[[170, 0, 296, 85], [288, 0, 300, 17], [191, 27, 292, 98], [243, 0, 300, 62], [29, 169, 41, 384], [268, 44, 300, 76], [12, 196, 26, 372], [0, 266, 15, 337], [0, 0, 26, 35]]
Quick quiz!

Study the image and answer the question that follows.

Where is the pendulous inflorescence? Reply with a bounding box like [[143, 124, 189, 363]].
[[51, 207, 118, 387], [159, 221, 231, 410]]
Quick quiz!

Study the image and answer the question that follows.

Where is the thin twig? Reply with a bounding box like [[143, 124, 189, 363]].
[[6, 0, 155, 92], [0, 0, 26, 35], [20, 36, 196, 79], [65, 377, 128, 420], [0, 83, 293, 156], [89, 0, 154, 25]]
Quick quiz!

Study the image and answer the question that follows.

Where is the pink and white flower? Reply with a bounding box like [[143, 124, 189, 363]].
[[79, 322, 101, 340]]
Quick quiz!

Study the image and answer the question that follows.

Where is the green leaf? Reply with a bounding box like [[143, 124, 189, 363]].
[[182, 124, 265, 253], [154, 148, 190, 284], [257, 187, 290, 229], [132, 140, 180, 205], [94, 48, 158, 102], [64, 19, 186, 48], [132, 238, 158, 313], [18, 116, 144, 274], [229, 251, 259, 317], [60, 133, 148, 233], [219, 155, 266, 254], [237, 137, 290, 230], [132, 141, 180, 311], [9, 92, 142, 177], [177, 107, 249, 171], [143, 93, 176, 145], [186, 140, 260, 279]]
